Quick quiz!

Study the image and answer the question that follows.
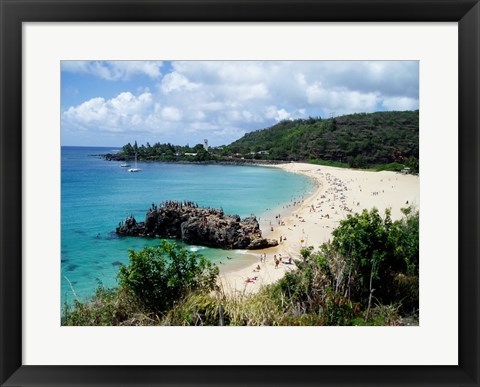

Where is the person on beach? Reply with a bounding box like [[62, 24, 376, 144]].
[[274, 258, 279, 269]]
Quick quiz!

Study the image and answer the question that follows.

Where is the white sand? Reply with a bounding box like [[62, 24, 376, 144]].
[[218, 162, 419, 296]]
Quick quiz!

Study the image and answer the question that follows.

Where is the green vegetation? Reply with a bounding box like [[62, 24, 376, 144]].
[[63, 207, 418, 326], [229, 110, 418, 169], [63, 241, 219, 325], [308, 159, 350, 168], [118, 241, 219, 312], [105, 110, 419, 173], [109, 141, 218, 163], [373, 162, 405, 172]]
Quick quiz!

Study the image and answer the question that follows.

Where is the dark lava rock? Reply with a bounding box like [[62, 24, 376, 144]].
[[116, 202, 278, 250]]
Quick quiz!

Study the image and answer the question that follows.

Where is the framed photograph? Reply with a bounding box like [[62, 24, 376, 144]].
[[1, 0, 479, 386]]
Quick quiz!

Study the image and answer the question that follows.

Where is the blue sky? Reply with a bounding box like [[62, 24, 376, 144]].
[[61, 61, 419, 147]]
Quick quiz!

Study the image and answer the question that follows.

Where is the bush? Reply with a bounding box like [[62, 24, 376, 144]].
[[163, 292, 221, 326], [331, 207, 419, 312], [118, 241, 219, 314], [374, 162, 405, 172], [266, 249, 363, 326], [62, 286, 150, 326]]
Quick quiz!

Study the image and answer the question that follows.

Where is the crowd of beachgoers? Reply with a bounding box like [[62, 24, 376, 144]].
[[219, 162, 419, 295]]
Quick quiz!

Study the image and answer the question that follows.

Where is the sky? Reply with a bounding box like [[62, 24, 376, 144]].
[[61, 61, 419, 147]]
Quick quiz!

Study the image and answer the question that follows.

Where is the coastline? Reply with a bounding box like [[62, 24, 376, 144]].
[[218, 162, 420, 296]]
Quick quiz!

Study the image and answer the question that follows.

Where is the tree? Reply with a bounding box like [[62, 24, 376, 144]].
[[194, 148, 213, 162], [330, 207, 419, 313], [331, 208, 390, 317], [122, 143, 134, 156], [405, 156, 419, 174], [192, 143, 205, 152], [118, 241, 219, 314], [348, 154, 368, 169]]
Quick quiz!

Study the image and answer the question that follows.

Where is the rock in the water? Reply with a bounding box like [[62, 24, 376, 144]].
[[116, 202, 278, 250]]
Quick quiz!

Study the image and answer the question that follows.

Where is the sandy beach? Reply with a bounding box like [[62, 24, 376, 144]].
[[219, 162, 419, 295]]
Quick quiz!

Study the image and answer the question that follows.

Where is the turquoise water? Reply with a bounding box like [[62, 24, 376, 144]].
[[61, 146, 315, 304]]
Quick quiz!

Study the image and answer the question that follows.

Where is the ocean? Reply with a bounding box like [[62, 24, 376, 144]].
[[61, 146, 315, 305]]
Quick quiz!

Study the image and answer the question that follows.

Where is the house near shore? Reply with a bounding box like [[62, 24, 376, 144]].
[[401, 167, 411, 174]]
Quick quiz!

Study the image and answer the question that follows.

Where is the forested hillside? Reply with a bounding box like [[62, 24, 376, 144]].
[[228, 110, 419, 169]]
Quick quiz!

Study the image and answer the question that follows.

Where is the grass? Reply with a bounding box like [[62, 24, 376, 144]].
[[309, 159, 406, 173], [372, 162, 405, 172], [309, 159, 350, 168], [63, 280, 414, 326]]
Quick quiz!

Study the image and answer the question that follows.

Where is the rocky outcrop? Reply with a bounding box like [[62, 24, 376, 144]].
[[116, 202, 278, 250]]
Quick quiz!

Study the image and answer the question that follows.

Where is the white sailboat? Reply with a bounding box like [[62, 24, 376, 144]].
[[120, 160, 131, 167], [128, 153, 141, 172]]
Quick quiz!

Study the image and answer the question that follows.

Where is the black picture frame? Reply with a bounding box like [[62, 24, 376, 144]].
[[1, 0, 479, 386]]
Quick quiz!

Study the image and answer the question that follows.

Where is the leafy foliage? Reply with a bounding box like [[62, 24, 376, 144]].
[[63, 241, 219, 325], [229, 110, 419, 167], [118, 241, 219, 313], [62, 286, 148, 326], [255, 207, 419, 325], [110, 142, 218, 163], [330, 207, 419, 311]]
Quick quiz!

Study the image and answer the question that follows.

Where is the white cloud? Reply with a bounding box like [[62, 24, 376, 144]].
[[61, 61, 163, 80], [172, 61, 269, 84], [64, 97, 108, 124], [211, 126, 247, 140], [381, 96, 419, 111], [201, 102, 225, 111], [160, 72, 199, 93], [62, 61, 419, 146], [218, 83, 269, 101], [161, 107, 182, 121], [275, 109, 291, 121], [306, 83, 379, 114], [194, 111, 206, 120], [106, 92, 152, 113], [187, 122, 219, 132], [63, 92, 153, 132]]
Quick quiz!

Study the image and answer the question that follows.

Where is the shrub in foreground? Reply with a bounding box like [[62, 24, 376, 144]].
[[118, 240, 219, 314], [63, 241, 219, 325]]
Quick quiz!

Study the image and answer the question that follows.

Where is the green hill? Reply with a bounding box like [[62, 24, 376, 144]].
[[106, 110, 419, 172], [227, 110, 419, 169]]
